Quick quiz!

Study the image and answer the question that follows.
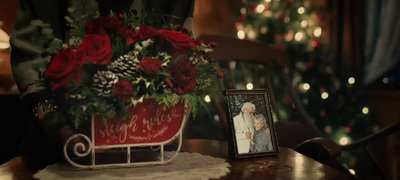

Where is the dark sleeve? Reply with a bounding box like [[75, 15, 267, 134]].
[[10, 0, 67, 105], [145, 0, 194, 25]]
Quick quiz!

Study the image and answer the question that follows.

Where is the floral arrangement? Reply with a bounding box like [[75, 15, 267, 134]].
[[32, 5, 222, 128]]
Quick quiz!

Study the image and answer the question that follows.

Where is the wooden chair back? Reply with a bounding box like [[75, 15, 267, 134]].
[[199, 35, 321, 148]]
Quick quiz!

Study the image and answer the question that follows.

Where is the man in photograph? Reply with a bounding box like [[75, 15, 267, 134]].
[[233, 102, 256, 154]]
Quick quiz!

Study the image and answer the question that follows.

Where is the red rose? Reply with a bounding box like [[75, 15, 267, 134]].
[[44, 48, 85, 91], [86, 17, 122, 35], [117, 27, 137, 44], [165, 58, 197, 94], [138, 58, 163, 74], [113, 79, 134, 102], [138, 25, 157, 40], [157, 29, 192, 57], [77, 34, 113, 65]]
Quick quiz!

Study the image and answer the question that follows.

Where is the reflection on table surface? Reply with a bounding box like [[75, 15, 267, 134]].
[[182, 139, 354, 180], [0, 139, 354, 180]]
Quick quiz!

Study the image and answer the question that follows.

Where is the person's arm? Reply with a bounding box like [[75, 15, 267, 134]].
[[10, 0, 67, 107]]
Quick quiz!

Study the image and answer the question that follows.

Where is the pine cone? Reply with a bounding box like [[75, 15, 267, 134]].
[[92, 71, 119, 97], [108, 52, 139, 78]]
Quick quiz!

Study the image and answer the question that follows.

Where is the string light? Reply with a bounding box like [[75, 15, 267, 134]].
[[247, 30, 257, 39], [204, 95, 211, 102], [246, 83, 254, 90], [264, 0, 271, 2], [297, 7, 305, 14], [240, 7, 247, 14], [324, 125, 332, 134], [301, 20, 308, 28], [237, 30, 245, 39], [314, 27, 322, 37], [302, 83, 310, 91], [383, 77, 389, 83], [339, 137, 350, 145], [260, 26, 269, 34], [294, 32, 303, 41], [349, 169, 356, 176], [255, 4, 265, 13], [235, 23, 243, 30], [285, 31, 294, 41], [213, 114, 220, 121], [362, 107, 369, 114], [263, 10, 273, 17], [284, 17, 290, 23], [348, 77, 355, 84], [321, 92, 329, 99]]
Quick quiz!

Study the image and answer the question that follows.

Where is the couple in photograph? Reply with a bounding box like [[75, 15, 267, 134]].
[[233, 102, 273, 154]]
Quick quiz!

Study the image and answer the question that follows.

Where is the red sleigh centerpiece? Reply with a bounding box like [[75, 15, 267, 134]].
[[32, 3, 220, 169], [63, 98, 190, 168]]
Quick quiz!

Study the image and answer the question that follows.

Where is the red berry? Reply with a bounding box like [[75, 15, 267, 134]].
[[127, 23, 132, 28], [19, 85, 27, 92], [210, 42, 217, 49], [210, 58, 215, 63], [117, 13, 124, 19], [217, 72, 224, 79]]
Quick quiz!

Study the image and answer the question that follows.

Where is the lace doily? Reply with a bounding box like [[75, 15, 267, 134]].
[[34, 152, 231, 180]]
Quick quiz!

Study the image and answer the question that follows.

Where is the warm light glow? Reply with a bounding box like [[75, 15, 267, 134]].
[[240, 7, 247, 14], [264, 0, 271, 2], [285, 31, 294, 41], [304, 0, 311, 7], [294, 32, 303, 41], [260, 26, 269, 34], [247, 30, 257, 39], [255, 4, 265, 13], [204, 95, 211, 102], [321, 92, 329, 99], [324, 126, 332, 134], [237, 30, 245, 39], [362, 107, 369, 114], [301, 20, 308, 28], [246, 83, 254, 90], [349, 169, 356, 176], [284, 17, 290, 23], [302, 83, 310, 91], [235, 23, 243, 30], [298, 7, 305, 14], [263, 10, 273, 17], [339, 137, 350, 145], [308, 19, 315, 27], [348, 77, 355, 84], [314, 27, 322, 37]]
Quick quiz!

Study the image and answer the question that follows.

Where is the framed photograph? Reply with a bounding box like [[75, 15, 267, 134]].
[[225, 89, 279, 159]]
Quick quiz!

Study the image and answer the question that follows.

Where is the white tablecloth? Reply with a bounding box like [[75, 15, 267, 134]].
[[34, 152, 230, 180]]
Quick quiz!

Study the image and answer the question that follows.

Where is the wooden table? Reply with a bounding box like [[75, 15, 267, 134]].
[[0, 139, 353, 180], [182, 139, 354, 180]]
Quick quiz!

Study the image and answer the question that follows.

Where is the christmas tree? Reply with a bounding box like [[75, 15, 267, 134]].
[[235, 0, 380, 178]]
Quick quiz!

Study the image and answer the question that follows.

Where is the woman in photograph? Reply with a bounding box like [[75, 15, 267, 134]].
[[250, 114, 273, 152]]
